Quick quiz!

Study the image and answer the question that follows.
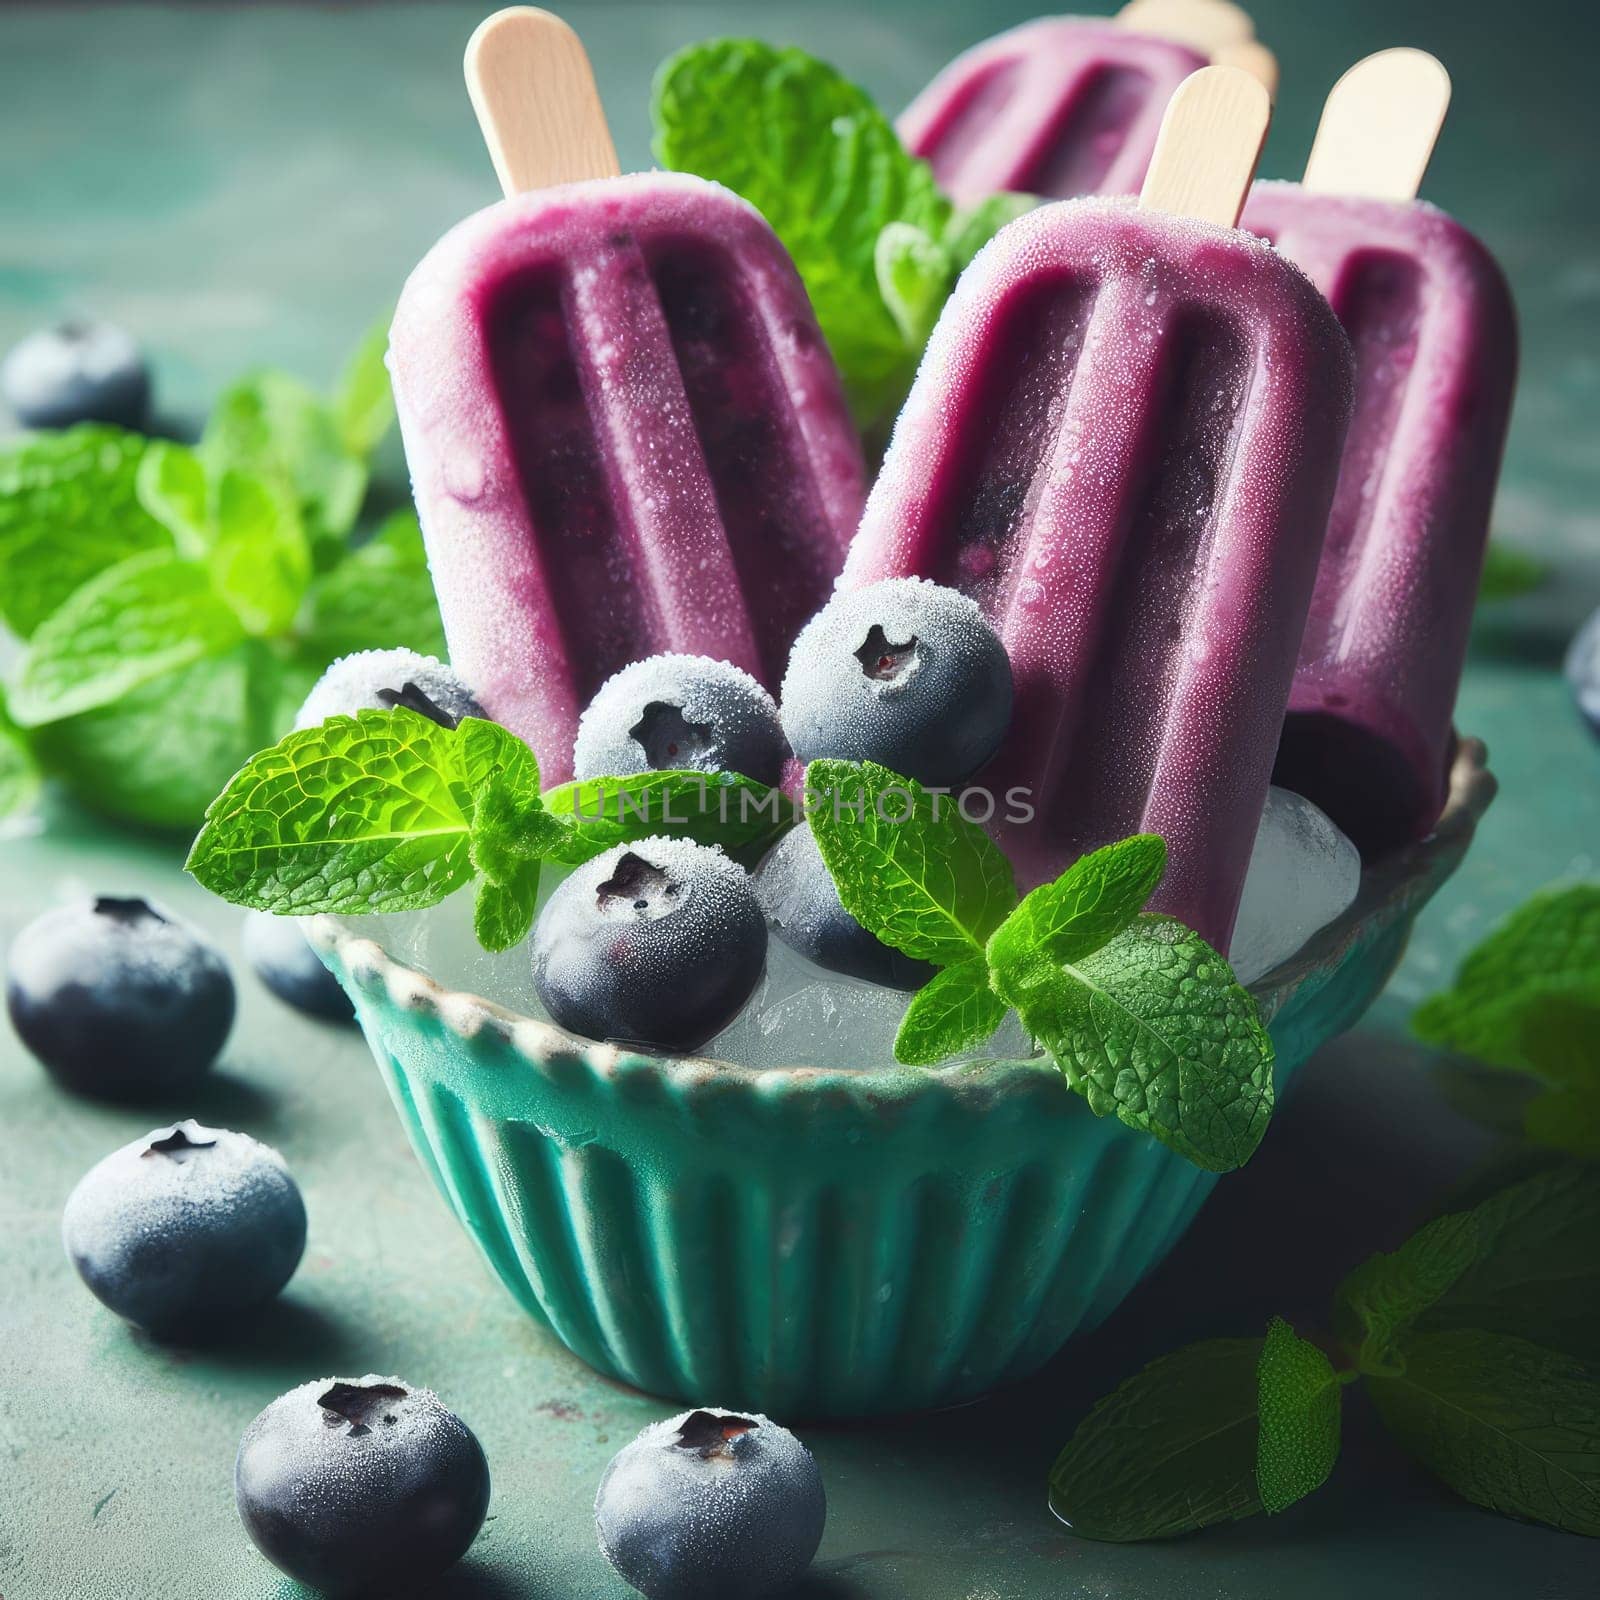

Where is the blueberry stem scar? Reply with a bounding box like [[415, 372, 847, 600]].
[[854, 625, 918, 681]]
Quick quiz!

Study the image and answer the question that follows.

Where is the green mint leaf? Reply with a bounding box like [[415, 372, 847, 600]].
[[1413, 885, 1600, 1075], [805, 759, 1017, 967], [31, 642, 287, 832], [1256, 1317, 1342, 1515], [331, 315, 396, 457], [652, 39, 951, 424], [542, 770, 796, 864], [893, 958, 1007, 1066], [1049, 1338, 1266, 1540], [0, 425, 170, 637], [0, 698, 41, 824], [458, 717, 568, 888], [1370, 1329, 1600, 1537], [202, 370, 366, 559], [1478, 540, 1546, 603], [1334, 1207, 1482, 1374], [1522, 1079, 1600, 1160], [9, 550, 245, 727], [1413, 1161, 1600, 1367], [186, 708, 476, 914], [996, 915, 1274, 1171], [301, 510, 447, 662], [135, 440, 210, 556], [473, 864, 542, 953], [208, 469, 311, 637], [874, 223, 951, 352], [942, 192, 1038, 272], [987, 834, 1166, 980]]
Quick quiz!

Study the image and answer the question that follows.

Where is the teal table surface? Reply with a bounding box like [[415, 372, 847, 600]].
[[2, 2, 1598, 1597]]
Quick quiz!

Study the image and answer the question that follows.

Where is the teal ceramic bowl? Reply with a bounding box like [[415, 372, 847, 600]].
[[310, 743, 1494, 1419]]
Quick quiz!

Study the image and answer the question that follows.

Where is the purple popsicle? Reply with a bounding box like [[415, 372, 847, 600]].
[[847, 68, 1354, 949], [389, 12, 865, 782], [898, 18, 1207, 205], [1241, 52, 1517, 854]]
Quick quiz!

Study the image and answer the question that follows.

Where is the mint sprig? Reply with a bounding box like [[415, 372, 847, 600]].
[[188, 709, 487, 917], [0, 425, 169, 637], [1256, 1317, 1343, 1515], [1005, 916, 1275, 1173], [0, 321, 442, 832], [806, 761, 1273, 1171], [188, 713, 794, 951], [806, 759, 1017, 965], [1048, 1160, 1600, 1544], [1049, 1337, 1267, 1539], [1367, 1330, 1600, 1536], [1414, 885, 1600, 1159], [9, 549, 246, 726], [0, 697, 41, 826], [651, 40, 1034, 426]]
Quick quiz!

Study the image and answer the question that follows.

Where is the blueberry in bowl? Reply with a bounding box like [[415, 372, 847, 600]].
[[780, 576, 1012, 788], [235, 1374, 490, 1597], [6, 896, 235, 1098], [531, 837, 766, 1053], [242, 909, 355, 1022], [62, 1120, 306, 1336], [756, 825, 934, 990], [573, 653, 787, 786], [595, 1407, 825, 1599], [295, 647, 484, 731], [1, 319, 151, 431]]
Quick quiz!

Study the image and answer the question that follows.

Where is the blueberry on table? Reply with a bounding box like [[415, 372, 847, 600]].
[[294, 648, 484, 731], [235, 1375, 490, 1597], [780, 577, 1013, 787], [756, 825, 934, 990], [573, 653, 787, 785], [0, 319, 151, 431], [1566, 605, 1600, 739], [531, 837, 766, 1053], [62, 1120, 306, 1336], [5, 896, 235, 1098], [595, 1407, 826, 1600], [242, 910, 354, 1023]]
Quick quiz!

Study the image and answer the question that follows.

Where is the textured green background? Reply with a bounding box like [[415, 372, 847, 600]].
[[1, 2, 1597, 1597]]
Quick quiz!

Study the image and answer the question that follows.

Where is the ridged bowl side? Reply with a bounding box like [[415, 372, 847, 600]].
[[315, 744, 1494, 1418]]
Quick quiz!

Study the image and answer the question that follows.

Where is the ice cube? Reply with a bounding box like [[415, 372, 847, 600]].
[[1229, 786, 1361, 985]]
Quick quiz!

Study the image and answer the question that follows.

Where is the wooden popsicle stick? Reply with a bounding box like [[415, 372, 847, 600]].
[[1301, 48, 1451, 202], [1215, 38, 1279, 100], [465, 6, 620, 197], [1116, 0, 1256, 54], [1138, 64, 1271, 227]]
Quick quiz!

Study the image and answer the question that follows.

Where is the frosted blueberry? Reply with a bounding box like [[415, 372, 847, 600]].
[[596, 1407, 826, 1599], [1566, 606, 1600, 739], [62, 1121, 306, 1335], [235, 1374, 489, 1596], [532, 838, 765, 1052], [573, 654, 787, 785], [242, 910, 354, 1023], [1, 319, 150, 430], [780, 578, 1012, 786], [755, 826, 933, 990], [294, 648, 483, 731], [6, 896, 234, 1097]]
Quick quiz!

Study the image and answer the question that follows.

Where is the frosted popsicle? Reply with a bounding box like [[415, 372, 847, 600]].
[[389, 9, 866, 781], [898, 1, 1275, 206], [1241, 50, 1517, 854], [848, 67, 1355, 948]]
